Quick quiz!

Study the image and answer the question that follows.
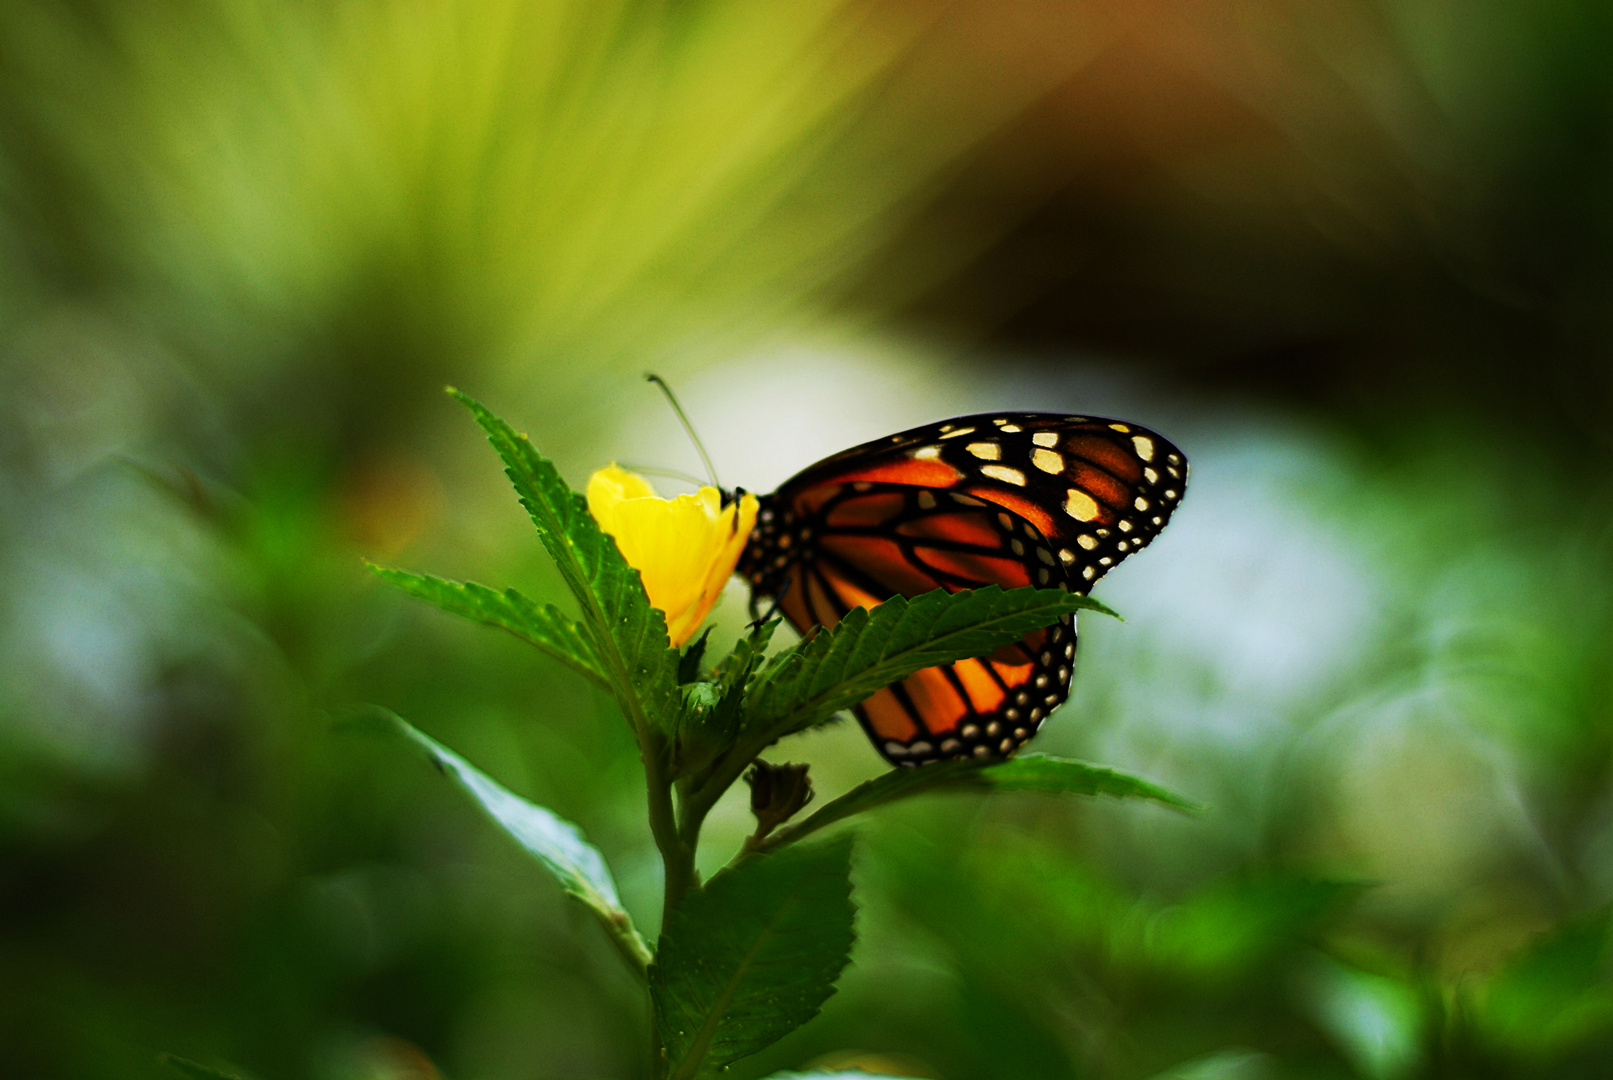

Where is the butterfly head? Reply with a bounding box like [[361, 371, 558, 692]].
[[736, 492, 807, 608]]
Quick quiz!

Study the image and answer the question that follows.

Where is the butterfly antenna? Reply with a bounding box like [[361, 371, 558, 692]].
[[645, 373, 721, 490], [616, 462, 710, 489]]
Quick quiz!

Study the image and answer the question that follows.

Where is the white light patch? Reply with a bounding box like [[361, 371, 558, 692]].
[[981, 465, 1026, 486], [940, 427, 975, 439], [1000, 423, 1022, 433], [912, 445, 941, 460], [1058, 548, 1075, 564], [966, 442, 1001, 460], [1135, 496, 1150, 511], [1064, 489, 1100, 521], [1144, 467, 1159, 483], [1077, 534, 1098, 550], [1132, 435, 1155, 461], [1109, 422, 1131, 433], [1032, 449, 1064, 474], [1032, 432, 1059, 448]]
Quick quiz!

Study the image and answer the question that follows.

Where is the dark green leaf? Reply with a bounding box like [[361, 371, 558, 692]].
[[678, 624, 780, 775], [679, 627, 714, 684], [366, 564, 605, 688], [744, 586, 1119, 740], [761, 753, 1196, 853], [653, 837, 856, 1079], [159, 1055, 248, 1080], [765, 1074, 910, 1079], [1143, 875, 1362, 977], [1482, 908, 1613, 1054], [450, 388, 678, 735], [348, 707, 651, 974]]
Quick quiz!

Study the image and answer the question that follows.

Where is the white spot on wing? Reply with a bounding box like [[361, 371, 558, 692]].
[[966, 442, 1001, 460], [912, 445, 941, 460], [1064, 488, 1100, 521], [981, 465, 1027, 486], [1032, 448, 1064, 474], [1132, 435, 1155, 461]]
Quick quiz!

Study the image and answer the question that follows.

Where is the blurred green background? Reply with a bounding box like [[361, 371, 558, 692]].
[[3, 1, 1612, 1077]]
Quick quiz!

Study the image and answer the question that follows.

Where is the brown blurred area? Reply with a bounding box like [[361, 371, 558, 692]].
[[852, 0, 1613, 452]]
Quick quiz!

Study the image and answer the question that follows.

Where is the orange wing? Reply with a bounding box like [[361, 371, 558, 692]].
[[738, 412, 1186, 766]]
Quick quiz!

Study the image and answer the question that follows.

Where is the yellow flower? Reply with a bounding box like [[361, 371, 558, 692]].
[[586, 465, 759, 646]]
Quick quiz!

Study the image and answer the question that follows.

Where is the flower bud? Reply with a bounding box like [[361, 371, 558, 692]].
[[745, 761, 815, 843]]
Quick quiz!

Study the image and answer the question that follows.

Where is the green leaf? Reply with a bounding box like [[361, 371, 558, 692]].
[[766, 1074, 910, 1079], [745, 586, 1118, 741], [366, 564, 606, 688], [158, 1055, 248, 1080], [679, 627, 714, 684], [449, 388, 678, 737], [973, 753, 1200, 805], [760, 753, 1197, 853], [677, 623, 780, 776], [349, 707, 652, 976], [653, 837, 856, 1079]]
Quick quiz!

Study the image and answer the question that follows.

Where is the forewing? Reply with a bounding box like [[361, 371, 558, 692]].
[[772, 411, 1187, 593]]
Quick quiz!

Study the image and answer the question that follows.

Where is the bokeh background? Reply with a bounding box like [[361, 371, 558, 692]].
[[4, 1, 1612, 1077]]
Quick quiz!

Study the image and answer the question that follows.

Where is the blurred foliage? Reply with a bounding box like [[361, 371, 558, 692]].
[[2, 0, 1612, 1077]]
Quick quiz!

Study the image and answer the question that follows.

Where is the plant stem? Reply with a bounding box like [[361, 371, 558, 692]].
[[647, 774, 687, 918]]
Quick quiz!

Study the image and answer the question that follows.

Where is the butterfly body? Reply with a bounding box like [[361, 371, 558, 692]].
[[738, 412, 1186, 766]]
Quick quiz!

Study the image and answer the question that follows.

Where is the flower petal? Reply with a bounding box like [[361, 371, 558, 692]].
[[586, 466, 758, 646]]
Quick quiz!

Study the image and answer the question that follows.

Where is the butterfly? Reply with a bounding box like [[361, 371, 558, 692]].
[[736, 412, 1187, 767]]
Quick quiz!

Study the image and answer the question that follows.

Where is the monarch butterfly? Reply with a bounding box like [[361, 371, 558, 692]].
[[735, 412, 1187, 766]]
